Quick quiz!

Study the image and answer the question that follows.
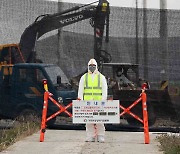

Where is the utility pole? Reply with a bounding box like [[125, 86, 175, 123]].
[[135, 0, 139, 81], [160, 0, 168, 81], [135, 0, 139, 65], [143, 0, 148, 80]]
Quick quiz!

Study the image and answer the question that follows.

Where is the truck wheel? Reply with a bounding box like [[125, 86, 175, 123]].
[[17, 109, 40, 123], [126, 103, 156, 126]]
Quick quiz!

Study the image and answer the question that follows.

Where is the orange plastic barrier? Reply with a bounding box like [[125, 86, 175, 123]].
[[120, 88, 150, 144], [40, 79, 149, 144], [39, 79, 72, 142]]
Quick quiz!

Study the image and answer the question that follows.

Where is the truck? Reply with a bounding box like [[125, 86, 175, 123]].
[[0, 0, 179, 127], [0, 63, 77, 125]]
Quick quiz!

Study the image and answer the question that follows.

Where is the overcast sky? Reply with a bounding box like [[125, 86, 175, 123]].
[[48, 0, 180, 10]]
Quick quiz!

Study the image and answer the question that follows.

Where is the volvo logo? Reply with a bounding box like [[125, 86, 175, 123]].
[[60, 15, 84, 24]]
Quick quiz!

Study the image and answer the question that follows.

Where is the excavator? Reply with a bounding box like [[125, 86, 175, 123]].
[[0, 0, 112, 125], [0, 0, 178, 127]]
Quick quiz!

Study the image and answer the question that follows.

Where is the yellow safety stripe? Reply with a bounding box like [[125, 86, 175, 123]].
[[84, 87, 102, 89], [84, 93, 102, 95]]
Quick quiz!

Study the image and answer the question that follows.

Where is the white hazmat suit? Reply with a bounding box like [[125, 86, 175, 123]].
[[78, 58, 108, 142]]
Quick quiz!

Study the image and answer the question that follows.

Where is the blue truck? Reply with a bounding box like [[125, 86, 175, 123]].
[[0, 63, 77, 125]]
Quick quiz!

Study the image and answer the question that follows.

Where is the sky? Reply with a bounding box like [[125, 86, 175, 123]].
[[47, 0, 180, 10]]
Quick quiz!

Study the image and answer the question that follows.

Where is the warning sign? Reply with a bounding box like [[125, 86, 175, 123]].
[[72, 100, 120, 124]]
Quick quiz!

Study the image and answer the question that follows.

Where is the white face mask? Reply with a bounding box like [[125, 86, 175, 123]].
[[89, 65, 96, 73]]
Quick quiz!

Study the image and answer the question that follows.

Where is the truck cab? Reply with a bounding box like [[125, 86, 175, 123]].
[[0, 63, 77, 123]]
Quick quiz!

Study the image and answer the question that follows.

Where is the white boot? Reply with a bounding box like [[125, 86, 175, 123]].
[[85, 124, 96, 142], [97, 135, 105, 143], [85, 137, 95, 142]]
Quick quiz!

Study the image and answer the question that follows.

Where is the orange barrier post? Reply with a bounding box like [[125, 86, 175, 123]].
[[119, 82, 150, 144], [40, 79, 49, 142], [141, 91, 150, 144], [40, 91, 49, 142]]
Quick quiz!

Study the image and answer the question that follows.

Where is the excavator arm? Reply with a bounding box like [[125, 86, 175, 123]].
[[19, 0, 110, 65]]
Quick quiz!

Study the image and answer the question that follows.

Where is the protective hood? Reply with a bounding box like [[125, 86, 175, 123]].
[[88, 58, 98, 73]]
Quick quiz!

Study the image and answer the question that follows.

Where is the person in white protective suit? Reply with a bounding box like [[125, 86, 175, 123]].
[[78, 58, 108, 142]]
